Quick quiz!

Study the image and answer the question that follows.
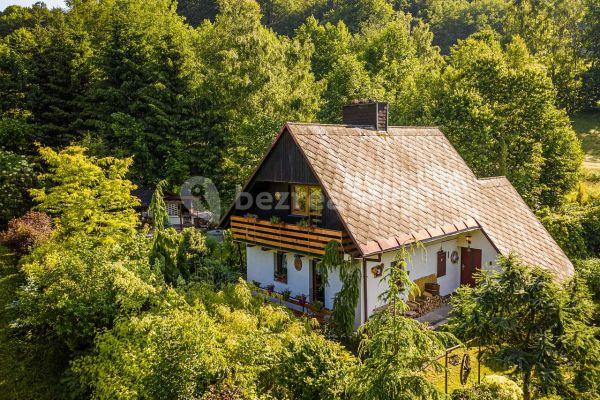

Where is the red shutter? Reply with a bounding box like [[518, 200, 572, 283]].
[[437, 250, 446, 277]]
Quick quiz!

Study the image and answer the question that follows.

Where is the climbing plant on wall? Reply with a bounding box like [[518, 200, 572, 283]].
[[318, 241, 361, 340]]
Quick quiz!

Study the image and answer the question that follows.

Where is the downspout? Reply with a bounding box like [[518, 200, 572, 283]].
[[362, 258, 368, 323]]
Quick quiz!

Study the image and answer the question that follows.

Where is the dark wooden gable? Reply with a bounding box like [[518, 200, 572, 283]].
[[220, 126, 346, 232], [254, 129, 318, 184]]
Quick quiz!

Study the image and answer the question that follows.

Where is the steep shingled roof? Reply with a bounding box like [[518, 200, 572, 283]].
[[285, 123, 573, 280]]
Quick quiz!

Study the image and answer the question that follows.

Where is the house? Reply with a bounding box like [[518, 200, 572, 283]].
[[132, 189, 212, 229], [219, 101, 573, 326]]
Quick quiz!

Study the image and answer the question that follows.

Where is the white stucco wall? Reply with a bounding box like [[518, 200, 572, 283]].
[[362, 230, 498, 320], [245, 229, 499, 326], [246, 245, 346, 310]]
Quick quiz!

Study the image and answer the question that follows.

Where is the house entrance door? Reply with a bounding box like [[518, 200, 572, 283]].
[[460, 247, 482, 287], [311, 260, 325, 303]]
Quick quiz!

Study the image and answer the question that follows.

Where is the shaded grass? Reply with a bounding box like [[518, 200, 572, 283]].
[[572, 111, 600, 172], [426, 346, 501, 394]]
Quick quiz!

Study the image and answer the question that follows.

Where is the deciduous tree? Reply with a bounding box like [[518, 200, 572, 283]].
[[434, 31, 582, 208], [30, 146, 139, 240]]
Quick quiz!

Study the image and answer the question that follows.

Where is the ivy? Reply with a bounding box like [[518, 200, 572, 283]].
[[318, 240, 361, 340]]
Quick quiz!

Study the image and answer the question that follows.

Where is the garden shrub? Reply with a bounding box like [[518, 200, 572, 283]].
[[0, 150, 36, 229], [451, 375, 523, 400], [0, 211, 52, 255]]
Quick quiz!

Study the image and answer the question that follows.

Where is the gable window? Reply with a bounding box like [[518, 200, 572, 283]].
[[291, 185, 323, 216], [274, 252, 288, 283], [437, 250, 446, 277], [166, 202, 179, 216]]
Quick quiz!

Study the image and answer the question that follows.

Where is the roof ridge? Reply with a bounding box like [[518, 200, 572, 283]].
[[286, 122, 440, 129]]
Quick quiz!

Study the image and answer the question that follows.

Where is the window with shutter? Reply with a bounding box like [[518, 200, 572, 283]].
[[437, 250, 447, 277]]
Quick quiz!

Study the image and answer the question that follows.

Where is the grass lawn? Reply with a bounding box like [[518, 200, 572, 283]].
[[572, 111, 600, 172], [572, 111, 600, 197], [426, 346, 503, 395]]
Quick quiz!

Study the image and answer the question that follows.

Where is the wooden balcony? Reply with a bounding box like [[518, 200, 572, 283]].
[[230, 215, 357, 256]]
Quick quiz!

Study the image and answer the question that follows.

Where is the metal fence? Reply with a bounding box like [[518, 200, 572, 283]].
[[431, 339, 483, 394]]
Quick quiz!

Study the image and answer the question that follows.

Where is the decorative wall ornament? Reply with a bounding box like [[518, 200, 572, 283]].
[[450, 250, 459, 264], [371, 263, 384, 278], [294, 255, 303, 271]]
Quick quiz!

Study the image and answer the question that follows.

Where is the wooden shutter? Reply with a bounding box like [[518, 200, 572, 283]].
[[437, 250, 446, 277]]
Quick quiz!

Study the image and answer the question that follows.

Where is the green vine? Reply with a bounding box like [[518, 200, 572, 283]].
[[378, 242, 422, 318], [318, 241, 361, 339]]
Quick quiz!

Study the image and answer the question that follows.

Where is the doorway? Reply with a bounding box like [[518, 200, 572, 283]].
[[311, 260, 325, 303], [460, 247, 482, 287]]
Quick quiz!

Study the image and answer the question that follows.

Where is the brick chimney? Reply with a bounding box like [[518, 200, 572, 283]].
[[342, 100, 388, 131]]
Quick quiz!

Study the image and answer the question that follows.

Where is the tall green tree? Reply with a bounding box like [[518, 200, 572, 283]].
[[0, 150, 36, 228], [582, 0, 600, 107], [449, 254, 600, 400], [74, 0, 203, 185], [351, 247, 455, 399], [30, 146, 139, 241], [196, 0, 321, 201], [0, 3, 60, 37], [0, 10, 94, 152], [323, 0, 396, 32], [434, 31, 582, 208], [357, 13, 443, 125], [401, 0, 510, 54], [504, 0, 589, 112]]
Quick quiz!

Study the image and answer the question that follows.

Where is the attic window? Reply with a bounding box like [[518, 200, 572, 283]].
[[166, 202, 179, 216], [291, 185, 323, 216]]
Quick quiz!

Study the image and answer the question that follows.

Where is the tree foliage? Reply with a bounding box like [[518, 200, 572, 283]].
[[449, 254, 600, 399], [0, 150, 36, 227], [73, 280, 355, 399], [350, 246, 455, 399], [434, 32, 582, 208], [30, 146, 139, 240], [196, 0, 321, 201]]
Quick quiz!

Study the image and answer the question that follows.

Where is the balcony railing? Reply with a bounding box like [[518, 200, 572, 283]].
[[230, 215, 357, 256]]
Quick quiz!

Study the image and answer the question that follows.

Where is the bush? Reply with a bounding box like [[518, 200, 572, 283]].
[[539, 199, 600, 259], [0, 211, 52, 254], [0, 150, 36, 228], [452, 375, 523, 400], [74, 281, 356, 399]]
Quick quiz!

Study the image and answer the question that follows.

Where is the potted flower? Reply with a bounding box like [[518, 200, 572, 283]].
[[269, 216, 282, 225], [244, 213, 258, 221], [297, 294, 307, 311], [272, 292, 283, 304], [296, 219, 311, 229], [266, 284, 275, 296], [282, 289, 292, 301], [311, 300, 324, 312]]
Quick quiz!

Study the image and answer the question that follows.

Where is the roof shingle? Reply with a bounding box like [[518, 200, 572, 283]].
[[286, 123, 573, 279]]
